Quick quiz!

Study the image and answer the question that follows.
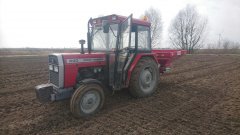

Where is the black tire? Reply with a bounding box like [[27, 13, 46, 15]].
[[70, 83, 105, 118], [129, 57, 159, 98]]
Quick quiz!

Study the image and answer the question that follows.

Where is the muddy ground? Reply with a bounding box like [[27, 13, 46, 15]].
[[0, 54, 240, 135]]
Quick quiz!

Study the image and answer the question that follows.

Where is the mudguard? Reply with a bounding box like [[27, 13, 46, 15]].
[[80, 79, 104, 88]]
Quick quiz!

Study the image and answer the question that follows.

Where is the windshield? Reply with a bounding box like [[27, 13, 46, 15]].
[[91, 23, 118, 51]]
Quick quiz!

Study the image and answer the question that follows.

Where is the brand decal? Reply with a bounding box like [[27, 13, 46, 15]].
[[66, 58, 105, 64]]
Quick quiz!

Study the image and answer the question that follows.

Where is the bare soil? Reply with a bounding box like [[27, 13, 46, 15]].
[[0, 54, 240, 135]]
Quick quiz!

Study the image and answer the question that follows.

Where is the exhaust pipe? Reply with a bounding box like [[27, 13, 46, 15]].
[[79, 39, 86, 54]]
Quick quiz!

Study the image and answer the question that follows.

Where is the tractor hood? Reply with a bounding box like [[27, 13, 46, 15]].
[[48, 53, 107, 88], [50, 53, 106, 88], [60, 53, 106, 64]]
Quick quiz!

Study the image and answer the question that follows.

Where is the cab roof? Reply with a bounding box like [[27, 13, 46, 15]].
[[91, 14, 151, 27]]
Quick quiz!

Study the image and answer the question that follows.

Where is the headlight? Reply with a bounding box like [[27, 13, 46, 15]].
[[49, 65, 53, 70], [54, 66, 59, 72]]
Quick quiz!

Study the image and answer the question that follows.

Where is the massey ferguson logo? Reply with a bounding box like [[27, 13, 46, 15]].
[[66, 58, 105, 64]]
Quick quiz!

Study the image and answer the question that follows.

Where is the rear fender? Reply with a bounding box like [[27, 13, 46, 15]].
[[125, 53, 159, 87]]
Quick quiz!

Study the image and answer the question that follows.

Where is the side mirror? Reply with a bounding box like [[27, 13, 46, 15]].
[[102, 20, 110, 33]]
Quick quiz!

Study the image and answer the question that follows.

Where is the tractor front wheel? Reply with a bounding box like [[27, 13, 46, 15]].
[[70, 84, 105, 118], [129, 57, 159, 98]]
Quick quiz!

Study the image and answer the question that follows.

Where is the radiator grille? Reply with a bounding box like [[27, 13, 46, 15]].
[[49, 55, 59, 87], [49, 70, 59, 87]]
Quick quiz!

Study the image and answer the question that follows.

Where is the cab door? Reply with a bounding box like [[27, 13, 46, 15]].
[[114, 14, 132, 90]]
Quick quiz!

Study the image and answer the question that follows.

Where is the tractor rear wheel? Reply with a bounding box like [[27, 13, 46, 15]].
[[129, 57, 159, 98], [70, 84, 105, 118]]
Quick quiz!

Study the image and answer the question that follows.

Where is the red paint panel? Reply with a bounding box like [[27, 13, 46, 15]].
[[62, 53, 106, 88], [152, 49, 187, 72]]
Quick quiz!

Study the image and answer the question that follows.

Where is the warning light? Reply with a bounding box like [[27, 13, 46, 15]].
[[142, 16, 148, 21]]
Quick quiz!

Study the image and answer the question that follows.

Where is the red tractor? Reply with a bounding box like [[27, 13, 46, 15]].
[[35, 14, 186, 118]]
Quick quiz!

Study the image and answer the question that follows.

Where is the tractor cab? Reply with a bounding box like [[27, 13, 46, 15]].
[[86, 14, 152, 90], [87, 14, 151, 52]]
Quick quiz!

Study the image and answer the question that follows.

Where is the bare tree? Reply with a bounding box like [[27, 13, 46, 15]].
[[232, 42, 240, 49], [222, 39, 240, 51], [142, 7, 163, 48], [222, 39, 230, 50], [169, 5, 207, 53]]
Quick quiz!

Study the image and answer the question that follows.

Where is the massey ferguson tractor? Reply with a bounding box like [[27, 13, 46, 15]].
[[35, 14, 186, 118]]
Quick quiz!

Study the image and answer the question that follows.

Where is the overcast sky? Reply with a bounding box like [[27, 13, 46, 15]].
[[0, 0, 240, 48]]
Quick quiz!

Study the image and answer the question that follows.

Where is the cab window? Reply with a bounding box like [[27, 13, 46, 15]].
[[138, 26, 150, 50]]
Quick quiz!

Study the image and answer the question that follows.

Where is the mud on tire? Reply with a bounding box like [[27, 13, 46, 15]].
[[70, 84, 105, 118], [129, 57, 159, 98]]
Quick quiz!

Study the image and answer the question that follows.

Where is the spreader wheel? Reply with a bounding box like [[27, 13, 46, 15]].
[[70, 84, 105, 118], [129, 57, 159, 98]]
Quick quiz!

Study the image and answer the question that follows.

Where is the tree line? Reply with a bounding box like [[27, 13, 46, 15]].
[[143, 5, 239, 54]]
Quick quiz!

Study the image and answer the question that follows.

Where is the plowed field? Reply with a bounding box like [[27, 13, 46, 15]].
[[1, 54, 240, 135]]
